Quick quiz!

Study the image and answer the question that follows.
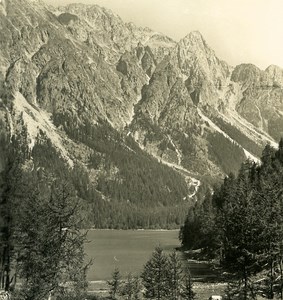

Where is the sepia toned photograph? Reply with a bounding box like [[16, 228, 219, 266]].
[[0, 0, 283, 299]]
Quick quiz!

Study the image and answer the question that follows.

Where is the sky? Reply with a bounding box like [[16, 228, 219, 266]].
[[43, 0, 283, 69]]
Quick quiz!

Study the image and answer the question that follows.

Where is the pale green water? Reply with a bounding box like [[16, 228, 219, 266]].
[[85, 229, 180, 281]]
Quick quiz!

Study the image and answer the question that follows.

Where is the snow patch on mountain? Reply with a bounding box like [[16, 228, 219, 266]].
[[255, 104, 264, 130]]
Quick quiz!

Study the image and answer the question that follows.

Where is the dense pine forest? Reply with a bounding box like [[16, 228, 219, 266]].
[[2, 118, 283, 299], [0, 136, 89, 299], [1, 0, 283, 299], [0, 120, 194, 232], [180, 138, 283, 299], [0, 128, 197, 299], [64, 121, 192, 229]]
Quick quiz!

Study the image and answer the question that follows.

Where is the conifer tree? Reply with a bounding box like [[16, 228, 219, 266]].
[[13, 178, 88, 300], [107, 268, 122, 300], [181, 270, 196, 300], [167, 250, 183, 300], [1, 136, 89, 299], [141, 246, 170, 300], [219, 162, 260, 300], [0, 134, 29, 292], [120, 273, 142, 300]]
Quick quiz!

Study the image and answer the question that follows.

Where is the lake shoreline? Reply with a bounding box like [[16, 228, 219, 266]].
[[87, 280, 227, 299], [85, 229, 225, 298], [87, 228, 180, 231], [84, 229, 220, 282]]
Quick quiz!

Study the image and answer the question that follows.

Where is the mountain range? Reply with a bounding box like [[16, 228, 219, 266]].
[[0, 0, 282, 228]]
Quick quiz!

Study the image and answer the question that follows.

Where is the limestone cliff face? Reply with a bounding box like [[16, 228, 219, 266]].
[[129, 56, 218, 175], [231, 64, 283, 140], [266, 65, 283, 86], [57, 3, 175, 65], [0, 0, 281, 208], [0, 0, 152, 131], [171, 31, 230, 109]]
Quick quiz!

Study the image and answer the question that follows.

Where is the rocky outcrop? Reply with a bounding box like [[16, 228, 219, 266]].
[[231, 64, 283, 140], [171, 31, 230, 109], [57, 3, 176, 65], [0, 0, 281, 210]]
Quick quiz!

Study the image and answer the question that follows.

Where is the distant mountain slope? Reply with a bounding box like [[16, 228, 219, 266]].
[[0, 0, 281, 228]]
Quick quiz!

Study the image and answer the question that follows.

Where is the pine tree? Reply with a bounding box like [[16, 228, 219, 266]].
[[120, 273, 142, 300], [1, 136, 89, 299], [0, 135, 29, 292], [167, 251, 183, 300], [219, 162, 260, 300], [141, 246, 170, 300], [181, 270, 196, 300], [107, 268, 122, 300], [13, 178, 89, 300]]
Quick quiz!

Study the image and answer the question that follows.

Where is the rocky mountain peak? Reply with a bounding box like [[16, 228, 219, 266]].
[[232, 63, 283, 87], [63, 2, 118, 18], [231, 64, 262, 82], [0, 0, 6, 15], [176, 30, 230, 76], [170, 30, 230, 108], [180, 30, 206, 47], [265, 64, 283, 86], [1, 0, 282, 229]]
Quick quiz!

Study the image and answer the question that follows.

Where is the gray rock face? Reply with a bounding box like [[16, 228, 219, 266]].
[[231, 64, 283, 140], [170, 31, 230, 108], [0, 0, 281, 203]]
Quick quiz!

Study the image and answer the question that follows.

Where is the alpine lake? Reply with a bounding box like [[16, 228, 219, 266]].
[[84, 229, 226, 298]]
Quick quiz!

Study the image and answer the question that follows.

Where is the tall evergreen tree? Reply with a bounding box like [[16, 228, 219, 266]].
[[167, 251, 183, 300], [220, 162, 259, 300], [141, 247, 170, 300], [120, 273, 142, 300], [181, 270, 196, 300], [107, 268, 122, 300], [0, 134, 29, 292], [13, 178, 88, 300], [1, 135, 89, 299]]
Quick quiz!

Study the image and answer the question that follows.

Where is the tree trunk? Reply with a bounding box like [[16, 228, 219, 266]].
[[271, 259, 274, 299], [279, 255, 283, 300], [243, 266, 248, 300], [4, 244, 10, 292]]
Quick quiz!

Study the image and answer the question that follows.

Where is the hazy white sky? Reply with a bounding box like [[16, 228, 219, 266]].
[[44, 0, 283, 69]]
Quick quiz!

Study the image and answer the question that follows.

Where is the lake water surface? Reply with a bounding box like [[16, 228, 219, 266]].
[[85, 229, 179, 280], [85, 229, 217, 281]]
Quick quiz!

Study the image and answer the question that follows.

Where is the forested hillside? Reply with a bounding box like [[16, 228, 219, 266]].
[[0, 0, 282, 232], [0, 121, 192, 229], [180, 138, 283, 299]]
